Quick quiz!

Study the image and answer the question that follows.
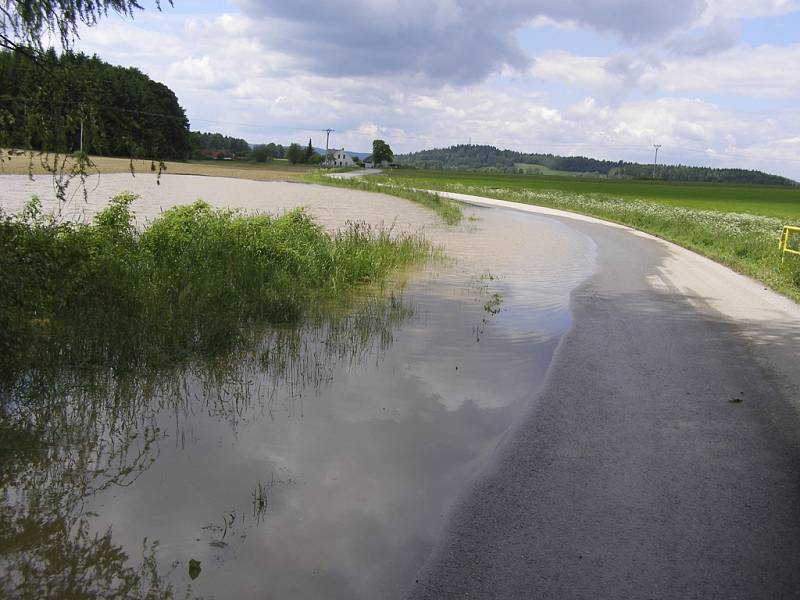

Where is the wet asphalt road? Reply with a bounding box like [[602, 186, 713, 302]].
[[407, 209, 800, 599]]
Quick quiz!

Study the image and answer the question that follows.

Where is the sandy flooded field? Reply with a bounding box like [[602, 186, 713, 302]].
[[0, 172, 438, 234]]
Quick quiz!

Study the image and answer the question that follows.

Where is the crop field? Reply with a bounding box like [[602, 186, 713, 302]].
[[384, 170, 800, 221], [0, 152, 314, 181], [513, 163, 608, 178]]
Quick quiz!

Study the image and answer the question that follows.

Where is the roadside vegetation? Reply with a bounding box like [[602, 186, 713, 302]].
[[307, 172, 463, 226], [0, 194, 429, 379], [375, 172, 800, 302]]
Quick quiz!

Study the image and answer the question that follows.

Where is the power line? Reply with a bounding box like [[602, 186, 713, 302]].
[[323, 128, 335, 160]]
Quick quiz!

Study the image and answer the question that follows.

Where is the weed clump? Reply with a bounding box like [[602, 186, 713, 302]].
[[0, 193, 428, 376]]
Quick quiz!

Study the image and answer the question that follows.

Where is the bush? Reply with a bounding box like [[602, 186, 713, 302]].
[[0, 194, 429, 378]]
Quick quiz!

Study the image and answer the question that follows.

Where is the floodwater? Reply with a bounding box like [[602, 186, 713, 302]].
[[0, 174, 595, 599]]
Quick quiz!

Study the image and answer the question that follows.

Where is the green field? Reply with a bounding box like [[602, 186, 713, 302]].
[[514, 163, 608, 178], [385, 170, 800, 221]]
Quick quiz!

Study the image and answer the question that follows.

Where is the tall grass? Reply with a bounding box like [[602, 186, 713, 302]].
[[378, 177, 800, 303], [307, 172, 463, 225], [0, 193, 429, 377]]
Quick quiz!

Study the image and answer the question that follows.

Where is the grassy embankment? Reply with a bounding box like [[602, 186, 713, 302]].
[[377, 170, 800, 302], [0, 194, 428, 377]]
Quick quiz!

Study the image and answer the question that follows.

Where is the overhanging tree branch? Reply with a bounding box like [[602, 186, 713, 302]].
[[1, 1, 170, 53]]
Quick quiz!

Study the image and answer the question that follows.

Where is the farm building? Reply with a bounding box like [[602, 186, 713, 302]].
[[327, 149, 354, 167]]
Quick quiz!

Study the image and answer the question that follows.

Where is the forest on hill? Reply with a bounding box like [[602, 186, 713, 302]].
[[398, 145, 797, 186], [0, 48, 190, 161]]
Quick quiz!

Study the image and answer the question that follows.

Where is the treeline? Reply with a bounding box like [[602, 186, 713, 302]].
[[190, 133, 324, 165], [189, 131, 251, 159], [0, 48, 190, 160], [608, 163, 795, 185], [398, 145, 796, 186]]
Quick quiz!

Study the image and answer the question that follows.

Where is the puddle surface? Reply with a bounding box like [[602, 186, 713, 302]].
[[1, 175, 595, 599]]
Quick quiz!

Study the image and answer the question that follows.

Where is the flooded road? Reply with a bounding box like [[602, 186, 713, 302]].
[[0, 175, 595, 598]]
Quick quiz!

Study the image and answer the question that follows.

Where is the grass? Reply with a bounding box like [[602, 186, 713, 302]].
[[0, 193, 429, 378], [0, 151, 315, 181], [386, 169, 800, 220], [306, 172, 463, 226], [375, 171, 800, 303]]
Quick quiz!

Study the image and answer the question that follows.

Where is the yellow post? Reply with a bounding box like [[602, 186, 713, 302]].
[[780, 225, 800, 263]]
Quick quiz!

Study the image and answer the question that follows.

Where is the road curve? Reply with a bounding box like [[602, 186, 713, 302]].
[[407, 192, 800, 599]]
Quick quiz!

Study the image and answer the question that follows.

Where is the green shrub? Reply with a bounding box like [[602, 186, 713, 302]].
[[0, 194, 428, 378]]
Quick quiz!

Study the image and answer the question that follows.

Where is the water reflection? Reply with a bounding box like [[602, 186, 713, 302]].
[[1, 202, 597, 600], [0, 291, 414, 599]]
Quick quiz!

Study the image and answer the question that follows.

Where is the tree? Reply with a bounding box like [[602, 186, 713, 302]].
[[189, 131, 250, 159], [251, 145, 270, 163], [1, 49, 190, 161], [0, 1, 173, 204], [285, 143, 305, 165], [0, 1, 170, 54], [372, 139, 393, 164], [305, 138, 314, 163]]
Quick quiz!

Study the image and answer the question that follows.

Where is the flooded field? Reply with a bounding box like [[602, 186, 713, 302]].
[[0, 173, 439, 233], [0, 174, 595, 598]]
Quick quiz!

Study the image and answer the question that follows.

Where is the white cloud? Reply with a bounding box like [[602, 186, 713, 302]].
[[645, 43, 800, 97], [667, 17, 741, 56], [69, 4, 800, 179], [168, 56, 235, 90], [700, 0, 800, 22], [234, 0, 705, 84], [529, 43, 800, 99]]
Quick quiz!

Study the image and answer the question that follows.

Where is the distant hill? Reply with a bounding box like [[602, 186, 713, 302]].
[[397, 145, 797, 186]]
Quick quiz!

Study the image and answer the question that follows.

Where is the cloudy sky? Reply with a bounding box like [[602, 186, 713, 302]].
[[74, 0, 800, 178]]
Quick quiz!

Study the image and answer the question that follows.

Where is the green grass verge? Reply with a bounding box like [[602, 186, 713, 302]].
[[386, 170, 800, 220], [306, 172, 463, 226], [377, 174, 800, 303], [0, 194, 429, 377]]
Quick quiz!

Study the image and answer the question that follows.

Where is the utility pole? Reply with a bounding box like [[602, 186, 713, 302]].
[[80, 118, 84, 154], [324, 128, 335, 164], [652, 144, 661, 179]]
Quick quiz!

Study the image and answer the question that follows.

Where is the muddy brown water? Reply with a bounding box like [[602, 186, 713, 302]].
[[0, 174, 595, 599]]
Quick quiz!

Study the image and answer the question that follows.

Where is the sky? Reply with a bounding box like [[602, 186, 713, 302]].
[[71, 0, 800, 178]]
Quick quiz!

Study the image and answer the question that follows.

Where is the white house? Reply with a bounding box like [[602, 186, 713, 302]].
[[327, 148, 354, 167]]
